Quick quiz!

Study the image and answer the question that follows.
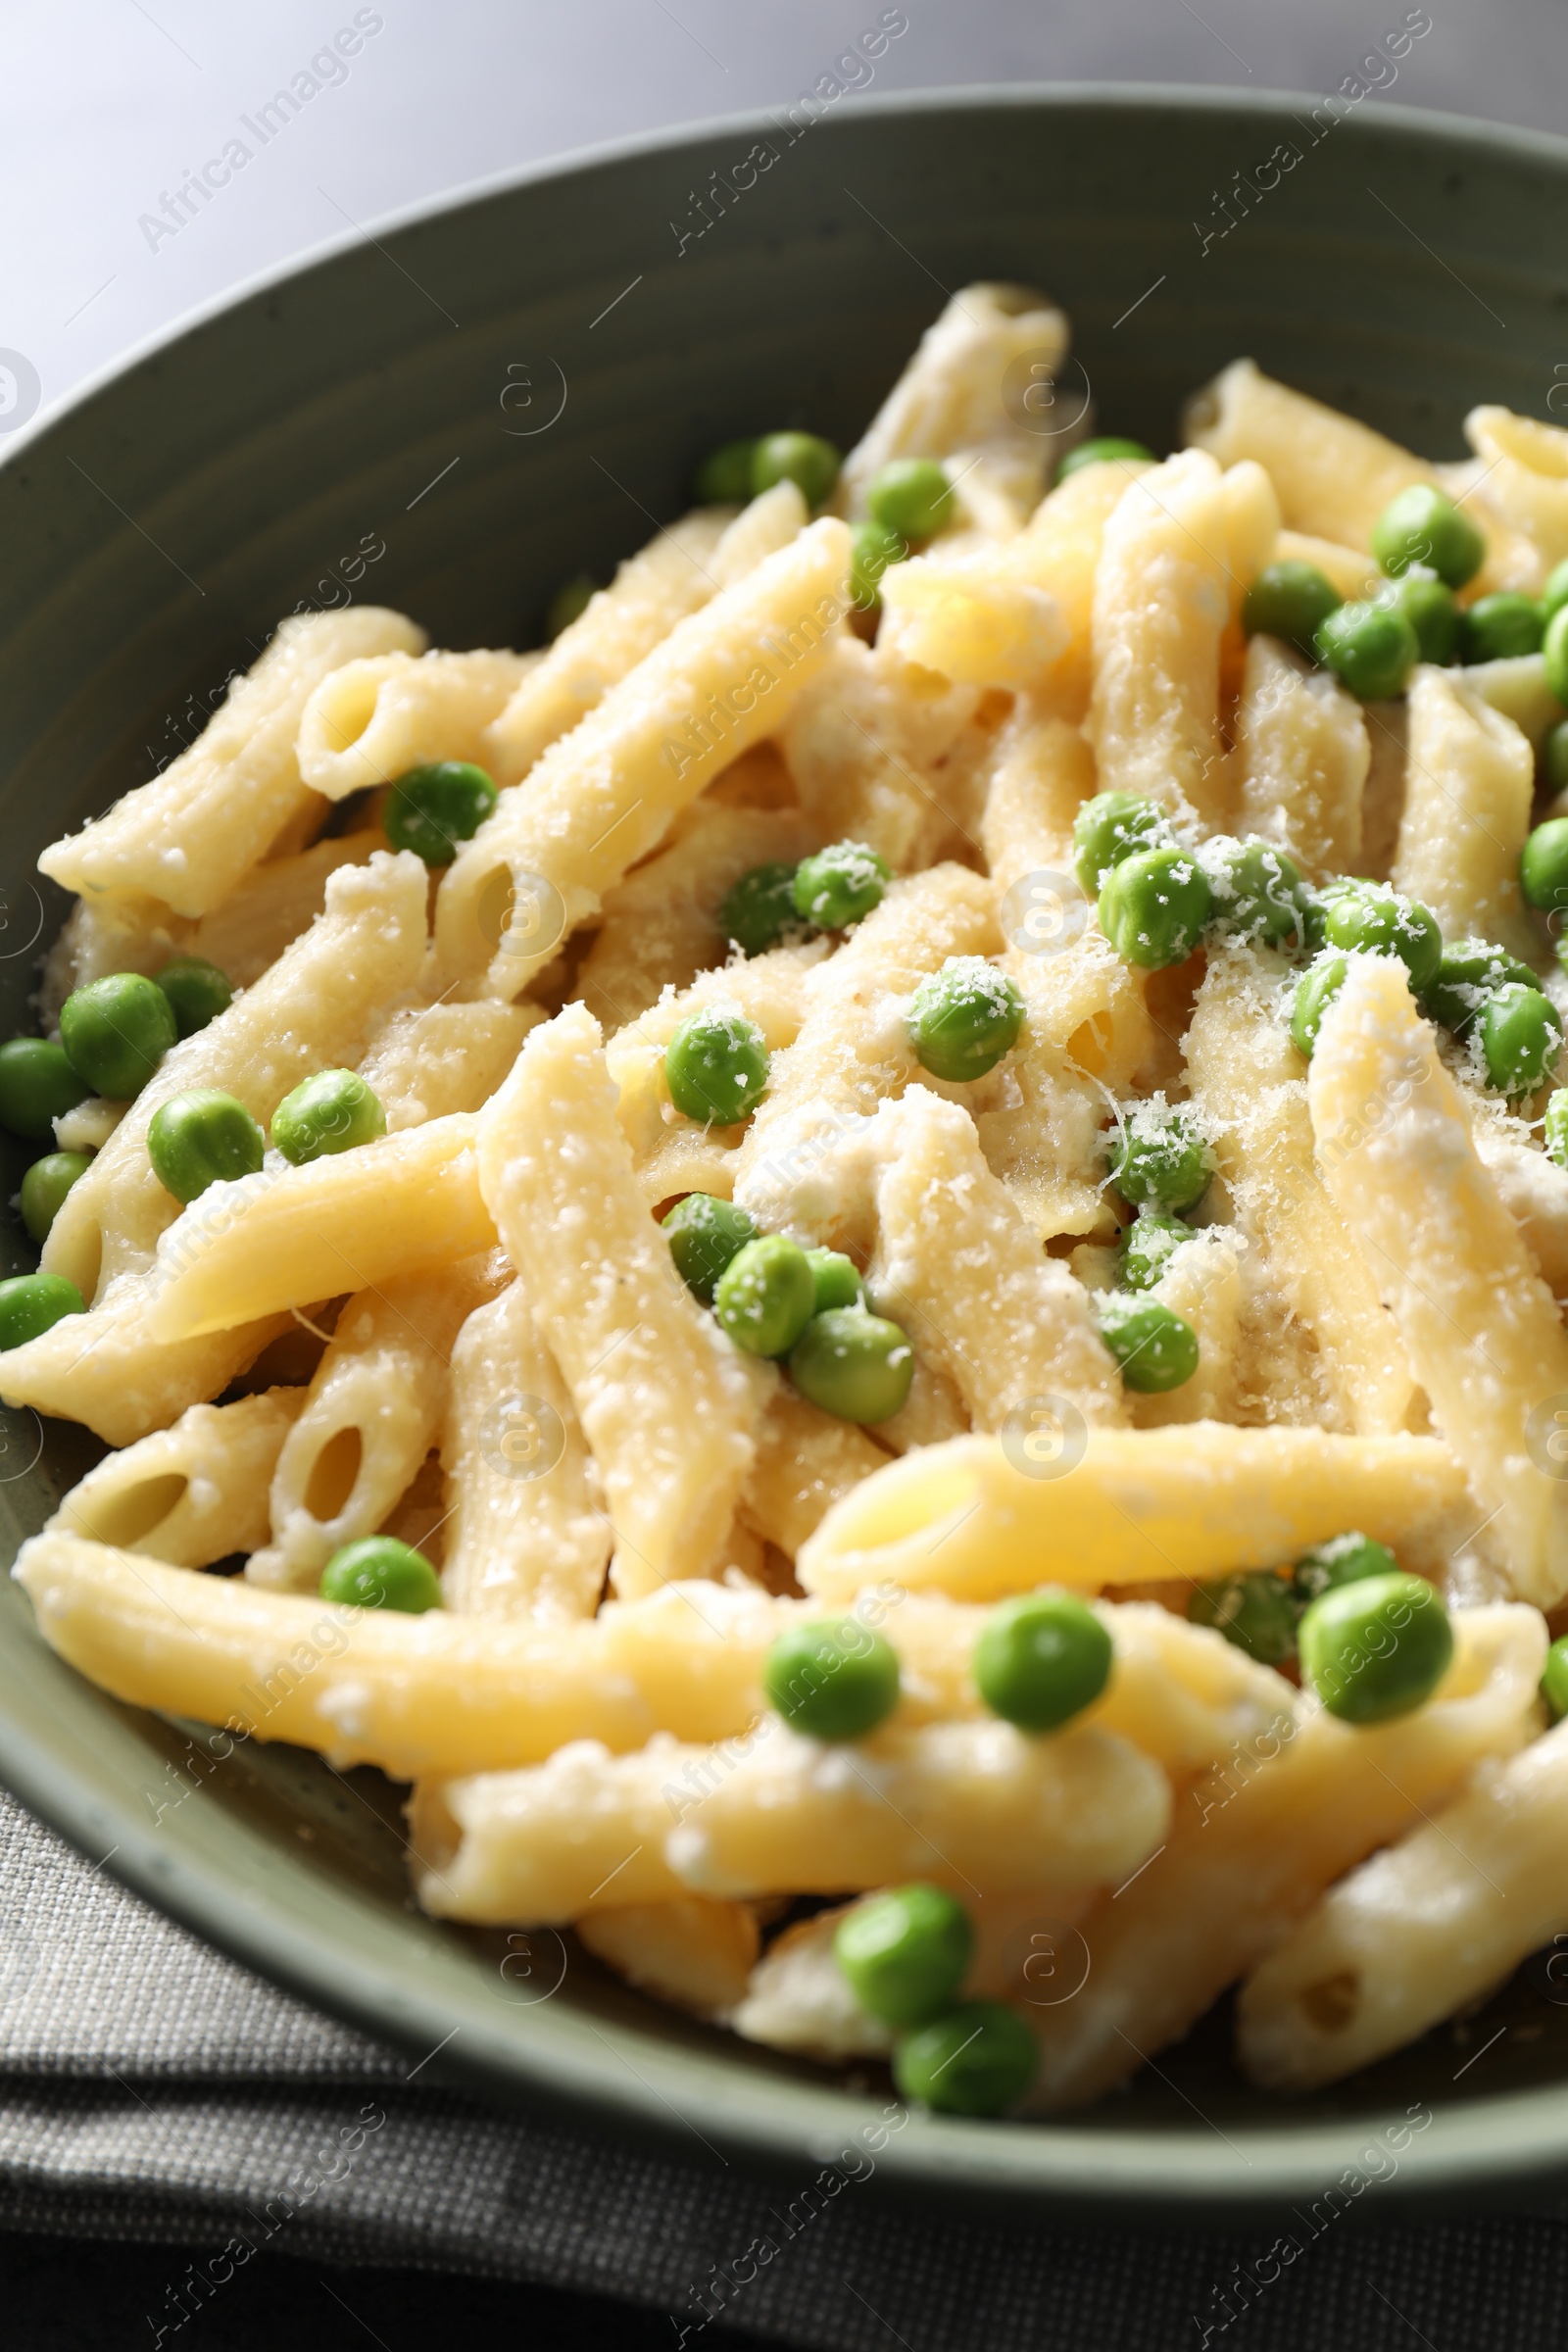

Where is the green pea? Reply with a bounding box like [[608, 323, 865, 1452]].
[[1117, 1210, 1191, 1293], [1098, 844, 1211, 969], [849, 519, 908, 612], [1292, 1532, 1398, 1608], [59, 973, 177, 1101], [662, 1192, 758, 1304], [319, 1536, 442, 1614], [752, 431, 841, 508], [790, 1307, 913, 1424], [543, 573, 597, 640], [1202, 838, 1305, 947], [793, 840, 890, 930], [148, 1090, 266, 1204], [1371, 485, 1485, 590], [864, 454, 950, 541], [693, 437, 759, 505], [1071, 792, 1170, 897], [806, 1247, 864, 1313], [1380, 566, 1460, 666], [1543, 1633, 1568, 1723], [1106, 1105, 1212, 1213], [892, 2000, 1037, 2116], [384, 760, 498, 866], [834, 1885, 972, 2026], [713, 1234, 816, 1358], [154, 957, 232, 1039], [1294, 887, 1330, 954], [866, 459, 953, 546], [1479, 981, 1562, 1098], [762, 1614, 901, 1740], [1546, 606, 1568, 708], [1520, 817, 1568, 917], [1544, 719, 1568, 797], [1544, 558, 1568, 624], [0, 1038, 89, 1141], [1546, 1089, 1568, 1169], [1188, 1571, 1299, 1667], [1314, 600, 1420, 701], [663, 1008, 769, 1125], [0, 1271, 84, 1350], [1320, 882, 1442, 992], [1096, 1295, 1200, 1393], [19, 1151, 92, 1246], [719, 861, 802, 956], [270, 1068, 387, 1165], [1421, 939, 1540, 1036], [907, 957, 1025, 1083], [1242, 560, 1342, 654], [1298, 1570, 1453, 1723], [1290, 954, 1348, 1058], [1057, 437, 1155, 480], [973, 1592, 1112, 1733], [1461, 592, 1544, 664]]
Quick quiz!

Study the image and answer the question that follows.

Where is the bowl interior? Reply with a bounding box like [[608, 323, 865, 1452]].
[[4, 86, 1568, 2220]]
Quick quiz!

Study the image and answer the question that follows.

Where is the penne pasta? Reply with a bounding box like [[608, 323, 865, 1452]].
[[296, 648, 537, 799], [439, 1278, 611, 1620], [796, 1425, 1471, 1602], [476, 1002, 760, 1594], [408, 1713, 1171, 1924], [47, 1389, 304, 1566], [39, 609, 425, 914], [1231, 633, 1369, 880], [1308, 956, 1568, 1606], [1183, 359, 1432, 551], [1393, 666, 1539, 963], [436, 519, 851, 997]]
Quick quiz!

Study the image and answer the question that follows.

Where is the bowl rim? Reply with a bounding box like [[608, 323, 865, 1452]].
[[8, 79, 1568, 2223]]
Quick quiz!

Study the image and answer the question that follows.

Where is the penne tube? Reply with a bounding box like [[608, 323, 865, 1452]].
[[1464, 407, 1568, 573], [796, 1425, 1471, 1602], [1308, 955, 1568, 1607], [0, 1275, 289, 1447], [48, 1389, 304, 1566], [482, 495, 804, 788], [875, 540, 1067, 694], [146, 1114, 495, 1343], [477, 1002, 760, 1595], [296, 648, 536, 799], [14, 1532, 1289, 1783], [1087, 451, 1275, 832], [356, 1000, 539, 1130], [1182, 359, 1432, 550], [1461, 653, 1565, 754], [407, 1713, 1171, 1925], [1231, 633, 1369, 880], [1393, 667, 1539, 963], [439, 1279, 611, 1620], [1130, 1229, 1245, 1430], [43, 851, 430, 1303], [248, 1255, 506, 1592], [1185, 946, 1415, 1436], [1272, 529, 1382, 603], [864, 1087, 1125, 1431], [435, 519, 851, 999], [1021, 1604, 1544, 2108], [1238, 1715, 1568, 2092], [838, 282, 1070, 527], [39, 609, 425, 914], [575, 1897, 760, 2022], [577, 803, 818, 1033]]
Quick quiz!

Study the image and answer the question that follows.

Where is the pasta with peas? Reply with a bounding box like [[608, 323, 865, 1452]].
[[17, 287, 1568, 2120]]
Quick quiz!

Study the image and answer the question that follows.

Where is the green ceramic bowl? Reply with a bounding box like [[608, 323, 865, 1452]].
[[4, 87, 1568, 2224]]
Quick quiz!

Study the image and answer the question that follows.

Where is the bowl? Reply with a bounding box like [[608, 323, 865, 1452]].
[[4, 85, 1568, 2225]]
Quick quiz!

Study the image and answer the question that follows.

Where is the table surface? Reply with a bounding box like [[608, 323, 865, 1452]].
[[4, 3, 1568, 2344]]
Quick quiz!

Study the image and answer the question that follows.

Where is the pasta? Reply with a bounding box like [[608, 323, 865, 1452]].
[[14, 291, 1568, 2125]]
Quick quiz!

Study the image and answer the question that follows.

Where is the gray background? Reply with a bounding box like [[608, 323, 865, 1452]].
[[4, 0, 1565, 429]]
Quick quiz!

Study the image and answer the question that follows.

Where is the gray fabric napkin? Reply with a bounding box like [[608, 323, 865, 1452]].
[[6, 1781, 1568, 2352]]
